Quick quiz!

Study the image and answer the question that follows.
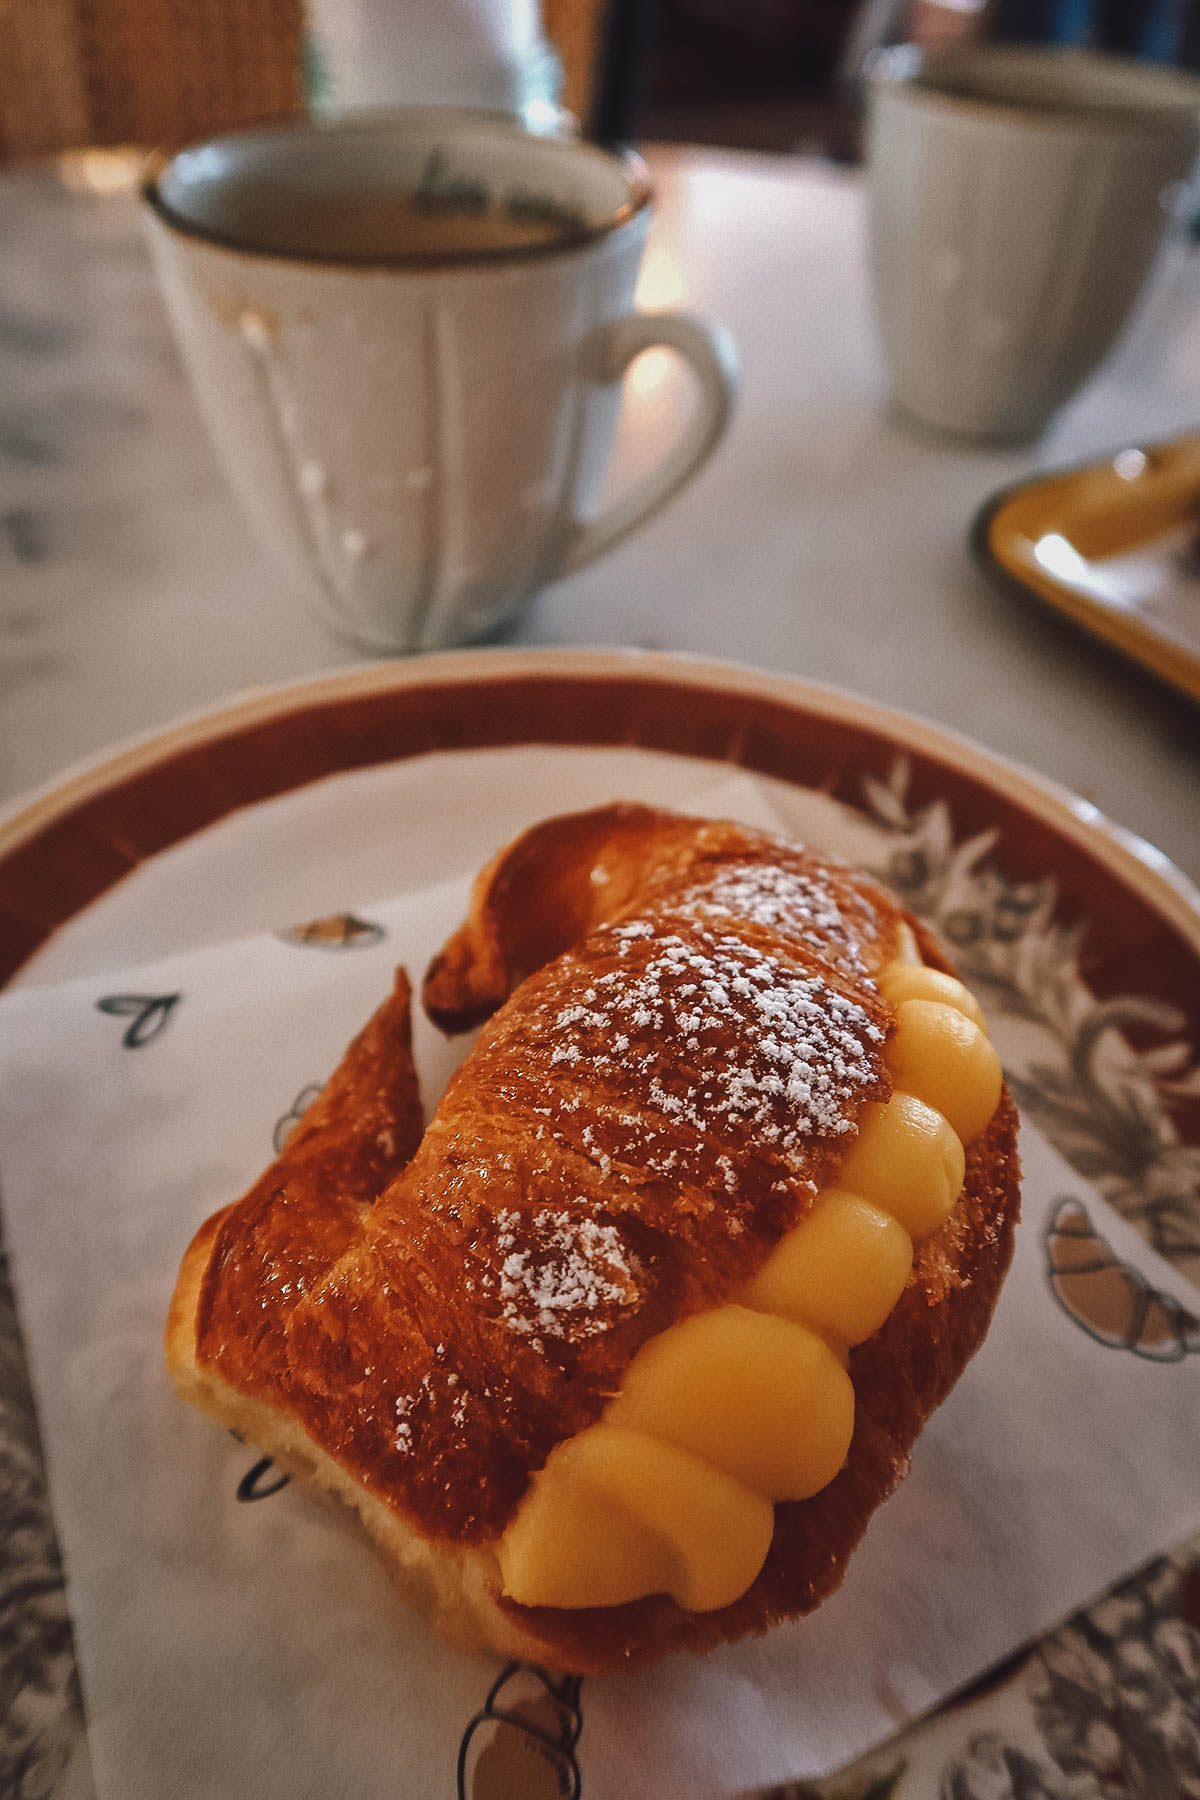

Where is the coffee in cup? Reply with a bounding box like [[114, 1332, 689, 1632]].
[[143, 110, 738, 651]]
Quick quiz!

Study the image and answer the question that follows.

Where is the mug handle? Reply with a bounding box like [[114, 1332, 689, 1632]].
[[554, 311, 739, 579]]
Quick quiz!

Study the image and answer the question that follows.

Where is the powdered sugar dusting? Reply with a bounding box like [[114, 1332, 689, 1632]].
[[394, 1393, 414, 1453], [393, 1355, 480, 1454], [693, 861, 865, 972], [490, 1206, 639, 1344], [541, 918, 882, 1160]]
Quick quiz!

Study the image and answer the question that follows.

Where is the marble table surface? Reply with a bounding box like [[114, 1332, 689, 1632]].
[[0, 142, 1198, 1800]]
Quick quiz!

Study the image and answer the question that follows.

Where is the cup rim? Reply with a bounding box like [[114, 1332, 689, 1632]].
[[869, 43, 1200, 139], [141, 107, 654, 270]]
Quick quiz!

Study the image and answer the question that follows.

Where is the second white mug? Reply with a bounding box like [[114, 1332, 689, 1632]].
[[867, 46, 1200, 442], [143, 111, 738, 652]]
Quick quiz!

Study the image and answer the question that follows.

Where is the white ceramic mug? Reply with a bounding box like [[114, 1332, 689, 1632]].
[[142, 111, 738, 651], [866, 47, 1200, 442]]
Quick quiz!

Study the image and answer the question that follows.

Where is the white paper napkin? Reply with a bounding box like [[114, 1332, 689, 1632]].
[[1, 774, 1198, 1800]]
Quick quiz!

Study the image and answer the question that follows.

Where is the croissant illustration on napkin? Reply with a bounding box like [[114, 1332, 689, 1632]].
[[277, 911, 386, 950], [166, 804, 1020, 1673], [457, 1663, 583, 1800], [1045, 1198, 1200, 1360]]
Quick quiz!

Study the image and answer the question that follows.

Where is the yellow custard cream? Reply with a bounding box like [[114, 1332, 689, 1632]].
[[498, 944, 1003, 1613]]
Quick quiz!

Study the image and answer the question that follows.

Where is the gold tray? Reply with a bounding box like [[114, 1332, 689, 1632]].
[[973, 434, 1200, 704]]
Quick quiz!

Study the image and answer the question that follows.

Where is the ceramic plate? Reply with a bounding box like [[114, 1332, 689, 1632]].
[[2, 646, 1199, 1799]]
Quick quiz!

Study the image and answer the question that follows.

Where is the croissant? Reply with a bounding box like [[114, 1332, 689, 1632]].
[[167, 804, 1020, 1673]]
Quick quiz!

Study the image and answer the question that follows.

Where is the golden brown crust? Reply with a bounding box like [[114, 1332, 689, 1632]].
[[423, 803, 899, 1034], [423, 804, 705, 1033], [167, 805, 1021, 1673], [174, 968, 425, 1404]]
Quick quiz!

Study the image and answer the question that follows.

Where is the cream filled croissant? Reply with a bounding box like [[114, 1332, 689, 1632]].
[[166, 804, 1020, 1673]]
